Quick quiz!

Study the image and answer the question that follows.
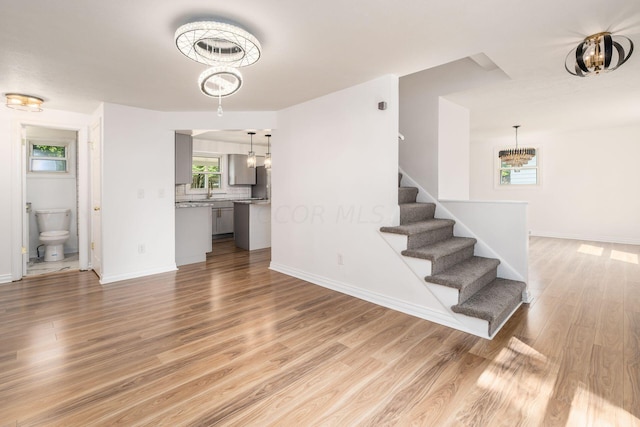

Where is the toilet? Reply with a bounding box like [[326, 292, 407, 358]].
[[35, 209, 71, 262]]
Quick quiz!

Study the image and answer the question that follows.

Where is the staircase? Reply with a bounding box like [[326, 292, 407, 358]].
[[380, 173, 526, 337]]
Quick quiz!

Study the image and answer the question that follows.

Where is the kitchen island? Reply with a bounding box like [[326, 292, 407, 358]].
[[233, 200, 271, 250], [175, 204, 212, 266]]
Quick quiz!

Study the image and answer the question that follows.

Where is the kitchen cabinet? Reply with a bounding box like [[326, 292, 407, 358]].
[[212, 207, 234, 235], [175, 133, 193, 185], [175, 206, 212, 266], [233, 201, 271, 250], [228, 154, 256, 185]]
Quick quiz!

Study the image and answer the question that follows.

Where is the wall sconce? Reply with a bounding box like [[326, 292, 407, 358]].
[[5, 93, 44, 112]]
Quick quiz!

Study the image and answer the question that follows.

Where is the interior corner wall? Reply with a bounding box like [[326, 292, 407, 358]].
[[271, 75, 448, 307], [399, 58, 509, 199], [438, 97, 470, 200], [470, 123, 640, 245]]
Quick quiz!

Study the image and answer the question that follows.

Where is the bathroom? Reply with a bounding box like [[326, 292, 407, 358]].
[[25, 125, 79, 275]]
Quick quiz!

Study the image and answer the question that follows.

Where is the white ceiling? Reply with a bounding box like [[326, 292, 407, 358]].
[[2, 0, 640, 141]]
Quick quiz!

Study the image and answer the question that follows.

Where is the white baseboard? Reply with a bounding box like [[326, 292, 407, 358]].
[[269, 262, 490, 339], [0, 273, 13, 284], [100, 264, 178, 285], [530, 231, 640, 246]]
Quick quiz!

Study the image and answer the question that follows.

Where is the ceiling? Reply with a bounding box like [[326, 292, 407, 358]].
[[2, 0, 640, 141]]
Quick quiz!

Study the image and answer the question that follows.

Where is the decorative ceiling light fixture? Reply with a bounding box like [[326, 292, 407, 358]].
[[565, 32, 634, 77], [499, 125, 535, 169], [264, 134, 272, 169], [175, 20, 261, 118], [198, 66, 243, 117], [5, 93, 44, 112], [247, 131, 256, 168], [175, 21, 261, 68]]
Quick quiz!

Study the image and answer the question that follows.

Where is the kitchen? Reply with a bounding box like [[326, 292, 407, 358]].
[[174, 130, 272, 266]]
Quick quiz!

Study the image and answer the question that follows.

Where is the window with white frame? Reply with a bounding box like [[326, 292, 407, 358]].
[[29, 143, 69, 173], [499, 149, 538, 186], [191, 155, 223, 191]]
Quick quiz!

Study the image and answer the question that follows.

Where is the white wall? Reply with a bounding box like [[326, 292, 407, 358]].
[[470, 123, 640, 245], [270, 75, 453, 311], [399, 58, 508, 198], [0, 107, 91, 283], [438, 98, 470, 200]]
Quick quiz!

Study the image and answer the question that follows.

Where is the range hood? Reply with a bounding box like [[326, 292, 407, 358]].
[[228, 154, 256, 185]]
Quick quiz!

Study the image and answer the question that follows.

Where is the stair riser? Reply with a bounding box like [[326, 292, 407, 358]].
[[458, 268, 498, 304], [398, 188, 418, 204], [400, 205, 435, 224], [432, 246, 475, 275], [407, 226, 454, 250]]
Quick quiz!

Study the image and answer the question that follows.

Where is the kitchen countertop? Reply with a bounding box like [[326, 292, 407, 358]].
[[175, 198, 268, 208], [232, 200, 271, 205]]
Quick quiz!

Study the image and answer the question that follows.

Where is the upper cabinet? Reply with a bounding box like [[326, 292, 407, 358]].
[[228, 154, 256, 185], [175, 133, 193, 185]]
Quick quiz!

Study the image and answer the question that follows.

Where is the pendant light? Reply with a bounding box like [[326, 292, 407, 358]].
[[499, 125, 535, 169], [247, 131, 256, 168], [264, 134, 272, 169], [565, 32, 634, 77]]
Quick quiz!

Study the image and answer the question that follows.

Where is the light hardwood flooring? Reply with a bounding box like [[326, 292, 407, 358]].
[[1, 237, 639, 426]]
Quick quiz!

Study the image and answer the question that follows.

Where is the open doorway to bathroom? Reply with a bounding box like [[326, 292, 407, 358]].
[[24, 125, 80, 276]]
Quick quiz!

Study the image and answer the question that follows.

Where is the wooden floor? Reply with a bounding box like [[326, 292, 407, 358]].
[[1, 237, 639, 426]]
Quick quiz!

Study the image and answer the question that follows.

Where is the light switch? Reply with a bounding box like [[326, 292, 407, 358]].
[[137, 189, 145, 199]]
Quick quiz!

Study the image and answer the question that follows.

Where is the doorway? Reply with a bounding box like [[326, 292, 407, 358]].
[[23, 125, 80, 276]]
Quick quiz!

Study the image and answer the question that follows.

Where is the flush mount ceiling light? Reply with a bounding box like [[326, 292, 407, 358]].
[[175, 21, 261, 68], [565, 32, 634, 77], [198, 66, 243, 117], [5, 93, 44, 112], [247, 131, 256, 168], [499, 125, 535, 169]]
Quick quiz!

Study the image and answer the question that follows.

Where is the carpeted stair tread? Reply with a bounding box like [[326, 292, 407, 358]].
[[399, 203, 436, 224], [426, 256, 500, 304], [452, 278, 526, 336], [399, 187, 419, 204], [402, 237, 476, 261], [381, 218, 454, 236]]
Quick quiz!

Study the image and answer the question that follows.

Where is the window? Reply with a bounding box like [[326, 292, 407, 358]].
[[499, 149, 538, 186], [29, 143, 68, 173], [191, 155, 222, 191]]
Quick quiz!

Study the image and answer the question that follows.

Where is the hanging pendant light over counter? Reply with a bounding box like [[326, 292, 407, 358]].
[[264, 134, 272, 169], [247, 131, 256, 168]]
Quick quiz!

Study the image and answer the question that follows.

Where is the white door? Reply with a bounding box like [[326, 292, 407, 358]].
[[89, 119, 102, 278]]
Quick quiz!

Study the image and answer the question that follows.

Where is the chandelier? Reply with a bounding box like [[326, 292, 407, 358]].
[[565, 32, 634, 77], [499, 126, 535, 168], [5, 93, 44, 112], [175, 20, 261, 116]]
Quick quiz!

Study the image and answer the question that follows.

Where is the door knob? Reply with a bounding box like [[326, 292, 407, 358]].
[[93, 206, 101, 211]]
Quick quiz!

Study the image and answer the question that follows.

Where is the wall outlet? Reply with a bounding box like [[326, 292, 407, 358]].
[[138, 244, 145, 254], [337, 253, 343, 265]]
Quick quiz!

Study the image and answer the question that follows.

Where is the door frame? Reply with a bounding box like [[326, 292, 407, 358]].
[[11, 117, 91, 281]]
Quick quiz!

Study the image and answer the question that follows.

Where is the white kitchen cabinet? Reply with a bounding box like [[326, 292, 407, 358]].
[[175, 133, 193, 185]]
